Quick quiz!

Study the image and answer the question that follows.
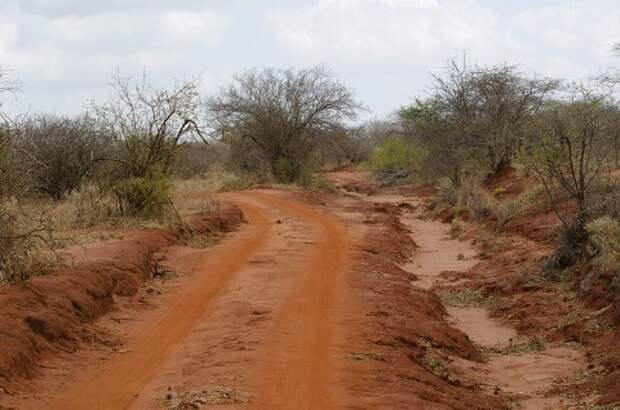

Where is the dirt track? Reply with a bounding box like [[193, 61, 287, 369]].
[[25, 190, 350, 409], [2, 177, 605, 409]]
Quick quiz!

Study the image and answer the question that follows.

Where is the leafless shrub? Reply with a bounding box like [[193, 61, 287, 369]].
[[225, 134, 271, 181], [323, 121, 396, 167], [66, 185, 119, 228], [208, 66, 362, 183], [521, 87, 617, 269], [0, 70, 26, 198], [0, 69, 55, 282], [434, 59, 558, 173], [170, 141, 228, 179], [0, 203, 54, 283], [400, 58, 558, 186], [92, 72, 205, 216], [16, 114, 105, 200]]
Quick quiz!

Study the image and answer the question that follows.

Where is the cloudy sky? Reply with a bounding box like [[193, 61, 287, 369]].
[[1, 0, 619, 118]]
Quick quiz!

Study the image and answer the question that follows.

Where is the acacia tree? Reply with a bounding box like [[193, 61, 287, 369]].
[[208, 66, 361, 182], [522, 87, 618, 268], [16, 115, 106, 200], [0, 69, 22, 198], [524, 88, 616, 219], [92, 73, 205, 215], [94, 72, 205, 179], [428, 59, 558, 174], [400, 97, 473, 185]]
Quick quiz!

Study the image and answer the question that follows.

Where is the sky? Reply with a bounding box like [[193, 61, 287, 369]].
[[0, 0, 619, 119]]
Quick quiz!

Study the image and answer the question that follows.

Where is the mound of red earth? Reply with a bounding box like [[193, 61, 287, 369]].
[[0, 206, 243, 393], [329, 199, 506, 409], [434, 201, 620, 406], [484, 166, 532, 198]]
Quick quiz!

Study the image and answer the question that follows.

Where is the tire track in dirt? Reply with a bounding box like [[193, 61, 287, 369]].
[[46, 196, 273, 409], [40, 190, 349, 410], [242, 192, 349, 410]]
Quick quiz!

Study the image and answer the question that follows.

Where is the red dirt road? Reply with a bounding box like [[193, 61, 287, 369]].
[[44, 191, 349, 410], [245, 193, 348, 410]]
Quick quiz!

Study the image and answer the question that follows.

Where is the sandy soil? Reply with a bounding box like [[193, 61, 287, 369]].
[[329, 171, 594, 410], [369, 195, 586, 409]]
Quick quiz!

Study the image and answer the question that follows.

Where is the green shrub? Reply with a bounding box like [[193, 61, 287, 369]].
[[587, 216, 620, 274], [452, 205, 468, 217], [368, 137, 419, 175], [113, 174, 172, 217]]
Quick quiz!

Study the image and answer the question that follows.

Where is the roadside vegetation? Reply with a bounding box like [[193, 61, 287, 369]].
[[358, 53, 620, 301], [0, 66, 363, 284], [2, 45, 620, 304]]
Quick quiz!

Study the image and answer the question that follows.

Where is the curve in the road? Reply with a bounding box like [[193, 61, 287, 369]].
[[48, 190, 348, 410]]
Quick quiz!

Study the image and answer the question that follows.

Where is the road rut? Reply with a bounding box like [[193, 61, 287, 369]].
[[45, 190, 349, 410]]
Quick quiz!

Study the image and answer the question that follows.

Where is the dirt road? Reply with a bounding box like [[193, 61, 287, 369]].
[[3, 177, 597, 409], [36, 190, 349, 409]]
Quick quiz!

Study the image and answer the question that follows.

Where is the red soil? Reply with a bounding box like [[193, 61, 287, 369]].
[[0, 206, 243, 395], [309, 190, 506, 409], [2, 168, 620, 409], [484, 166, 532, 198]]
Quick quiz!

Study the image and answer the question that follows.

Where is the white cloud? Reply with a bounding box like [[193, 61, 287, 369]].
[[0, 4, 228, 114], [3, 0, 215, 17], [265, 0, 620, 116], [525, 1, 615, 64], [268, 0, 497, 65], [1, 0, 620, 117], [162, 10, 223, 45]]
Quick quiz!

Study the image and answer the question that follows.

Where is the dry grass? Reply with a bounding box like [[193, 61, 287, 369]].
[[481, 337, 547, 355], [32, 176, 229, 245], [439, 288, 498, 309], [1, 173, 230, 282], [0, 202, 57, 283]]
